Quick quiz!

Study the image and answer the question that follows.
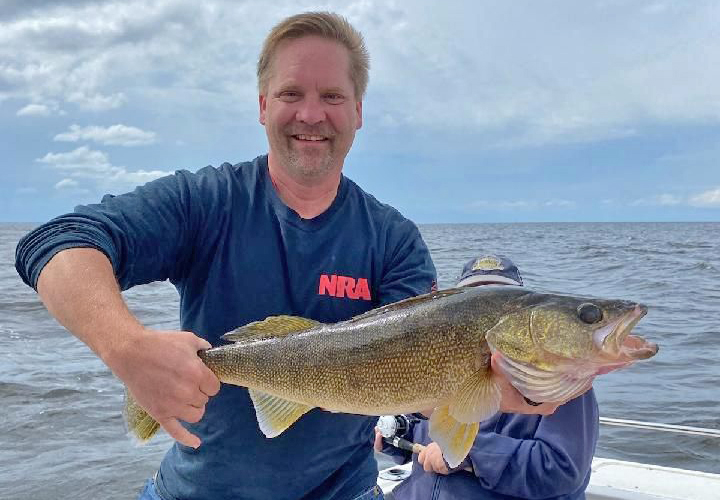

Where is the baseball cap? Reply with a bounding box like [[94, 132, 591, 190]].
[[456, 254, 523, 287]]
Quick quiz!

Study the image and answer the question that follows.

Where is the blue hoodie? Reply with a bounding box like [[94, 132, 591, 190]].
[[15, 155, 437, 500], [384, 390, 598, 500]]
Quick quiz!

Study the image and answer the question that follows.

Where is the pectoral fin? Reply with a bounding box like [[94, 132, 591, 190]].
[[429, 405, 479, 468], [222, 316, 321, 342], [448, 368, 501, 423], [248, 389, 313, 438]]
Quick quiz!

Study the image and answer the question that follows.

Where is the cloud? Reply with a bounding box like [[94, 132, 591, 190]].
[[630, 191, 720, 208], [16, 101, 64, 116], [657, 194, 683, 206], [54, 124, 157, 146], [17, 103, 50, 116], [36, 146, 172, 191], [689, 187, 720, 207], [468, 198, 580, 210], [631, 194, 684, 207], [365, 1, 720, 145], [66, 91, 126, 111], [468, 200, 534, 210], [3, 1, 717, 147], [54, 178, 79, 189], [37, 146, 112, 172], [0, 1, 265, 117], [544, 199, 576, 208]]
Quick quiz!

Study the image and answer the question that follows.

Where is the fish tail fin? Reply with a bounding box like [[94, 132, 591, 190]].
[[122, 387, 160, 444]]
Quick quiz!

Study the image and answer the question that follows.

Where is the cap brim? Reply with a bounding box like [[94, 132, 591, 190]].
[[456, 275, 522, 287]]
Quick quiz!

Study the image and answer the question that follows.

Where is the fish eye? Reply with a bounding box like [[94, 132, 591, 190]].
[[577, 303, 603, 324]]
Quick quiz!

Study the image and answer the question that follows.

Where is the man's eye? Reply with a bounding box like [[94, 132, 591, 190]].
[[279, 92, 300, 101], [324, 93, 345, 103]]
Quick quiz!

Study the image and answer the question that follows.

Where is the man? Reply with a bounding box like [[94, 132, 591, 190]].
[[16, 12, 435, 500], [376, 254, 599, 500], [16, 12, 569, 499]]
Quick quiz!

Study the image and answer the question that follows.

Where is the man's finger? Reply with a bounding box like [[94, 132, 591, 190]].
[[178, 404, 205, 424], [190, 392, 209, 408], [199, 368, 221, 397], [161, 417, 201, 448], [194, 336, 212, 351]]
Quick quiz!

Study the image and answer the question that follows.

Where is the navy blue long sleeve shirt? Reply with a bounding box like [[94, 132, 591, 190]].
[[16, 155, 437, 500]]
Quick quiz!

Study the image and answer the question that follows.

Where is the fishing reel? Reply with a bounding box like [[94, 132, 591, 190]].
[[377, 414, 411, 439], [376, 414, 425, 454]]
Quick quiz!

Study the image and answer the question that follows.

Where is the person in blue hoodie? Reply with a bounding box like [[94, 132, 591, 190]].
[[376, 255, 599, 500]]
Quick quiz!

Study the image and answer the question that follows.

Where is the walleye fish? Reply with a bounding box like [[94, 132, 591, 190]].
[[125, 286, 658, 467]]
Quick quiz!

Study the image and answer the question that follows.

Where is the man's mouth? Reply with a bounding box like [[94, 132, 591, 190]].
[[292, 134, 328, 142]]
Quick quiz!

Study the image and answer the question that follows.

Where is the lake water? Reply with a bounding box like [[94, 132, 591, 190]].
[[1, 222, 718, 499]]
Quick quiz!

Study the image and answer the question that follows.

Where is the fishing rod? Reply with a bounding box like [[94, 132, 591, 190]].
[[599, 417, 720, 438]]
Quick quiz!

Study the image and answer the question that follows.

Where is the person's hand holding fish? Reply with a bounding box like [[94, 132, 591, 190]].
[[116, 328, 220, 448]]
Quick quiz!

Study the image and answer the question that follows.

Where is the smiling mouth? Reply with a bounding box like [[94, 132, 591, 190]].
[[292, 134, 328, 142]]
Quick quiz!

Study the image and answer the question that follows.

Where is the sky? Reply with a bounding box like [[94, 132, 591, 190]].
[[2, 0, 719, 223]]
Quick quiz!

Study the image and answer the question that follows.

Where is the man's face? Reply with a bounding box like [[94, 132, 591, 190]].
[[259, 36, 363, 181]]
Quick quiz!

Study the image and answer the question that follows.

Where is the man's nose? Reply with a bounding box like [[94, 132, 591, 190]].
[[295, 96, 326, 125]]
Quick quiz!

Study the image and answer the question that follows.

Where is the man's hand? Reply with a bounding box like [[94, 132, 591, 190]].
[[108, 329, 221, 448], [34, 248, 221, 447], [417, 442, 449, 475], [491, 352, 563, 416]]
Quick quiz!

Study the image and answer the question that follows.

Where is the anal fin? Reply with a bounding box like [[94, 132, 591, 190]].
[[248, 388, 313, 438], [429, 405, 479, 468]]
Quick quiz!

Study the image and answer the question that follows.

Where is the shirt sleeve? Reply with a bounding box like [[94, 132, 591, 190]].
[[377, 216, 436, 306], [15, 167, 224, 291], [467, 390, 599, 499]]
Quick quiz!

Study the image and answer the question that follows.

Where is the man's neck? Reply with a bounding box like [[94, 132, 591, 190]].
[[267, 159, 342, 220]]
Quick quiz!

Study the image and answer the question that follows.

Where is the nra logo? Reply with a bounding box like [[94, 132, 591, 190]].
[[318, 274, 371, 301]]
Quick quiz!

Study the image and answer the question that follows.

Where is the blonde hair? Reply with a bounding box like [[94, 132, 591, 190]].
[[257, 11, 370, 99]]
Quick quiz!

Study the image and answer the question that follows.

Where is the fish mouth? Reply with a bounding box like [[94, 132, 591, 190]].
[[593, 304, 658, 364]]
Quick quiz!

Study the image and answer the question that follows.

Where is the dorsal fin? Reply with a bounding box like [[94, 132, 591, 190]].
[[221, 315, 321, 343]]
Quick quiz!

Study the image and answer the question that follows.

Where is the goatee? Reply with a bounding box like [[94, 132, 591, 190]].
[[286, 150, 335, 179]]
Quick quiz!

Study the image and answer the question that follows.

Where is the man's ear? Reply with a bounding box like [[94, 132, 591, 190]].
[[355, 100, 363, 130], [259, 94, 267, 125]]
